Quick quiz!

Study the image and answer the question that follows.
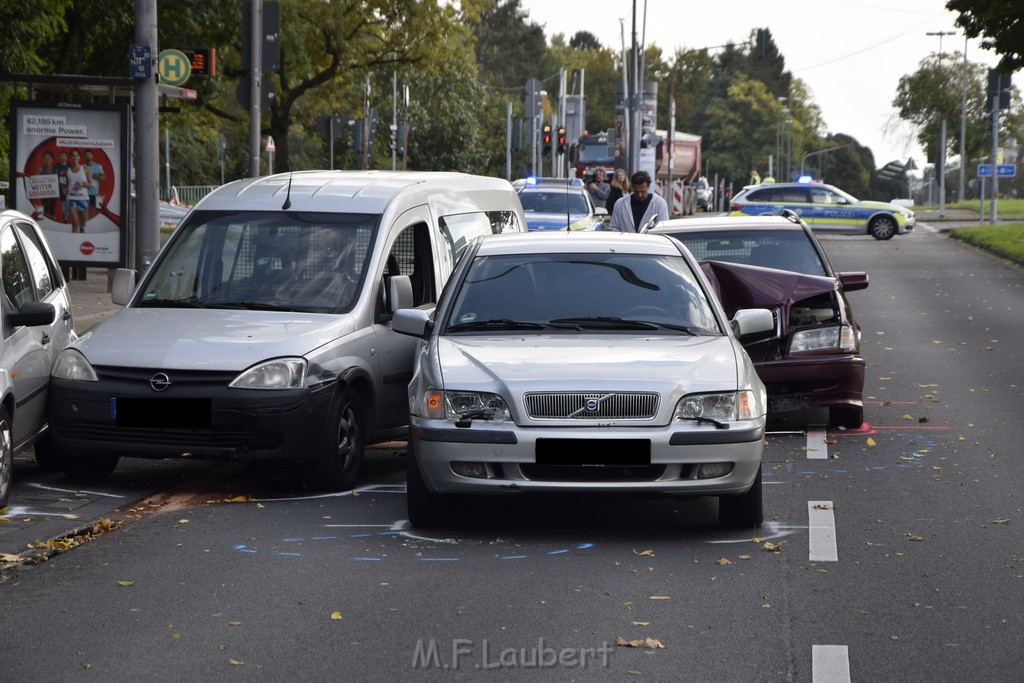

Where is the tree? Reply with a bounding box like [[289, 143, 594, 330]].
[[947, 0, 1024, 72], [892, 52, 1000, 164], [569, 31, 602, 51]]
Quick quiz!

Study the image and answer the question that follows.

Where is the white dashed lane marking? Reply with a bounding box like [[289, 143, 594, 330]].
[[808, 501, 838, 562], [812, 644, 851, 683], [805, 424, 828, 459]]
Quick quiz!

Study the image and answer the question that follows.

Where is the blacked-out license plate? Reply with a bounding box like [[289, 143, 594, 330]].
[[113, 398, 212, 428], [535, 439, 651, 466]]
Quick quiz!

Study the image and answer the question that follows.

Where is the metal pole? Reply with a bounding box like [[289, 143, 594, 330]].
[[959, 36, 967, 202], [391, 68, 397, 171], [506, 101, 512, 181], [938, 119, 946, 217], [990, 94, 998, 223], [134, 0, 160, 272], [163, 126, 170, 199], [248, 0, 262, 177]]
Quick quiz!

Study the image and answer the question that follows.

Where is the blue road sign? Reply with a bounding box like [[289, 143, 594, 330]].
[[129, 45, 151, 79], [977, 164, 993, 177], [997, 164, 1016, 177]]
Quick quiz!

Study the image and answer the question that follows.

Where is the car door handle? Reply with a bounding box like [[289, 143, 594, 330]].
[[61, 309, 72, 321], [41, 332, 51, 345]]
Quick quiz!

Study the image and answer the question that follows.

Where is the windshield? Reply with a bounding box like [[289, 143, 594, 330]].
[[137, 210, 379, 313], [667, 229, 828, 277], [518, 191, 590, 215], [446, 252, 721, 334]]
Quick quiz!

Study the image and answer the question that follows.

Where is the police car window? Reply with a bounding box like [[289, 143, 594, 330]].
[[778, 189, 808, 203], [747, 188, 772, 202]]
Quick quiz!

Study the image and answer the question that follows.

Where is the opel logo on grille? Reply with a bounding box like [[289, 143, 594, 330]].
[[585, 398, 600, 411], [150, 372, 172, 392]]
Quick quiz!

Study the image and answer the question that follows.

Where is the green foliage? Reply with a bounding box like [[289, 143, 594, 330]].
[[947, 0, 1024, 72], [950, 221, 1024, 265]]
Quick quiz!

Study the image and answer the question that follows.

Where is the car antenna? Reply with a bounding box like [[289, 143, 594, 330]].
[[281, 172, 293, 210]]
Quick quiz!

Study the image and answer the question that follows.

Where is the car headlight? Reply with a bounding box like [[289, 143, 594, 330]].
[[420, 390, 511, 422], [674, 391, 758, 422], [789, 325, 857, 353], [229, 358, 307, 389], [52, 349, 98, 381]]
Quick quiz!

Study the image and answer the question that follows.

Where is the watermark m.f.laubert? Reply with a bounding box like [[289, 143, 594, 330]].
[[411, 637, 614, 670]]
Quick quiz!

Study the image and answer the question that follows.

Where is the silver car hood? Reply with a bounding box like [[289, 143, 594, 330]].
[[436, 334, 744, 393], [73, 308, 356, 370]]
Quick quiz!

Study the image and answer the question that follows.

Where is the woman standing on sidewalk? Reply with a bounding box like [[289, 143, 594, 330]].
[[65, 149, 93, 233]]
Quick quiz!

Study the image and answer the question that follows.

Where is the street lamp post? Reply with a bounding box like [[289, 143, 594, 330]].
[[800, 144, 851, 178], [927, 30, 956, 217], [959, 35, 968, 202]]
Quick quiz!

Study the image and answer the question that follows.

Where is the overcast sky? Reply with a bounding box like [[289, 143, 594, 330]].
[[517, 0, 1007, 170]]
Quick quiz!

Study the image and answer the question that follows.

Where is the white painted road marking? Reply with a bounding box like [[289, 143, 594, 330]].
[[812, 644, 851, 682], [806, 425, 828, 459], [808, 501, 838, 562]]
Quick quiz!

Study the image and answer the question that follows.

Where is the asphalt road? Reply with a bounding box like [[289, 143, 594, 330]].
[[1, 224, 1022, 680]]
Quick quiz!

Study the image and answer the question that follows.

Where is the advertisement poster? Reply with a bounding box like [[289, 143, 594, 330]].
[[9, 101, 129, 266]]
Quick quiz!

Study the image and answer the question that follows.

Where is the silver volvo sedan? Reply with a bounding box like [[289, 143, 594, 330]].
[[393, 231, 775, 529]]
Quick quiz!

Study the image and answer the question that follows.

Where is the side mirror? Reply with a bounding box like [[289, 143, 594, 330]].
[[8, 301, 55, 328], [730, 308, 774, 337], [392, 308, 432, 339], [111, 268, 137, 306], [837, 271, 869, 292], [386, 274, 414, 313]]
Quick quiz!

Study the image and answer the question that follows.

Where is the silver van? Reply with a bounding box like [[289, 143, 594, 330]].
[[46, 171, 526, 490]]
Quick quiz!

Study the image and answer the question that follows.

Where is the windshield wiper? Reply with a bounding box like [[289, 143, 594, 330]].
[[212, 300, 296, 312], [137, 297, 205, 308], [548, 317, 658, 330], [449, 319, 548, 331]]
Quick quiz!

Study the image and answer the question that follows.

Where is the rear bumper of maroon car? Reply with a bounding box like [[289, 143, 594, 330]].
[[754, 353, 865, 412]]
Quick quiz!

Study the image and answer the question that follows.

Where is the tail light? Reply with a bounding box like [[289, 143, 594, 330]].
[[730, 203, 744, 212]]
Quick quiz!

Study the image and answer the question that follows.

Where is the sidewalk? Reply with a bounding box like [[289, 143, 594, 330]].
[[67, 267, 121, 334]]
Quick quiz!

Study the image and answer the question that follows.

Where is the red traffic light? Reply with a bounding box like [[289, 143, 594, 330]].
[[542, 123, 552, 152]]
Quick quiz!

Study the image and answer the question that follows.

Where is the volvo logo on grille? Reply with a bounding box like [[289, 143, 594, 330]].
[[150, 372, 172, 392], [585, 398, 600, 411]]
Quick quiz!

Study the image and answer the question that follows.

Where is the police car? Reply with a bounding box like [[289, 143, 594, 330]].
[[514, 177, 607, 231], [729, 181, 915, 240]]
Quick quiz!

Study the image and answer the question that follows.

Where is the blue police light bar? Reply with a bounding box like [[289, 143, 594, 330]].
[[797, 175, 814, 184]]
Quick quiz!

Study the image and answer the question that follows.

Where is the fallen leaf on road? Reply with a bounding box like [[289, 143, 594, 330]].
[[866, 438, 877, 447], [993, 518, 1010, 525], [228, 621, 241, 627], [177, 519, 189, 524], [648, 595, 671, 600], [634, 549, 654, 557], [614, 636, 665, 649], [715, 557, 732, 566], [116, 580, 136, 587], [225, 496, 250, 503], [227, 659, 244, 666], [907, 533, 925, 542], [762, 542, 782, 552], [330, 611, 343, 620]]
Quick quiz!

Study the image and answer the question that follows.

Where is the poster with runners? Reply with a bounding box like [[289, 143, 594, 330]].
[[9, 101, 129, 266]]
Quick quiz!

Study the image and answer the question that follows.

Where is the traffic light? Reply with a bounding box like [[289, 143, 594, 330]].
[[542, 123, 552, 153], [557, 126, 566, 154], [388, 124, 398, 152]]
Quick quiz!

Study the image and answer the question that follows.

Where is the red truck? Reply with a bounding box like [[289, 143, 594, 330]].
[[570, 129, 701, 215]]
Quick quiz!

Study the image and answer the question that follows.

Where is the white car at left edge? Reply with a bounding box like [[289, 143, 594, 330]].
[[0, 210, 76, 510]]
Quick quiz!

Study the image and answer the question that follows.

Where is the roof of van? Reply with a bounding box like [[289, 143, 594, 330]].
[[194, 170, 520, 214]]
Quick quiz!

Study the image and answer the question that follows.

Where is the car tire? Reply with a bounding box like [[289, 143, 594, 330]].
[[829, 405, 864, 429], [32, 433, 66, 472], [718, 467, 763, 528], [0, 409, 12, 510], [406, 440, 454, 528], [306, 387, 365, 491], [62, 452, 120, 484], [869, 215, 897, 240]]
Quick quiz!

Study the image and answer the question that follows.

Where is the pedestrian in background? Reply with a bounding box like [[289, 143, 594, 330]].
[[608, 170, 669, 232], [587, 168, 610, 210], [750, 169, 761, 185], [606, 168, 629, 210]]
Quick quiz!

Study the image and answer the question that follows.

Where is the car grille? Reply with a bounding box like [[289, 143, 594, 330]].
[[524, 392, 659, 420]]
